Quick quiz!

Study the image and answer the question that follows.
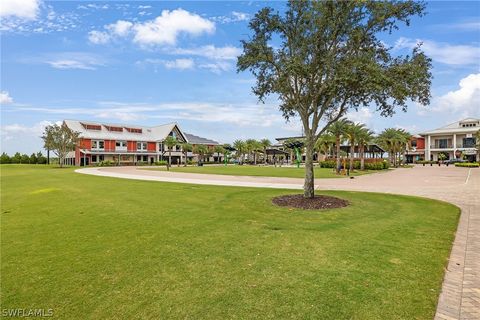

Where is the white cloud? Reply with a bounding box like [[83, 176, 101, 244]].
[[87, 30, 110, 44], [430, 73, 480, 117], [9, 101, 284, 128], [212, 11, 250, 24], [163, 59, 194, 70], [0, 0, 40, 19], [346, 107, 373, 126], [133, 9, 214, 45], [45, 52, 105, 70], [172, 45, 241, 60], [106, 20, 133, 37], [0, 91, 13, 104], [198, 61, 231, 74], [136, 58, 195, 71], [89, 9, 215, 46], [394, 37, 480, 66]]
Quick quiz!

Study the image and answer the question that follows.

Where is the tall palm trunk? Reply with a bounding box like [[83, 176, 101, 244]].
[[335, 136, 341, 173], [168, 150, 171, 171], [349, 144, 355, 171], [360, 144, 365, 170]]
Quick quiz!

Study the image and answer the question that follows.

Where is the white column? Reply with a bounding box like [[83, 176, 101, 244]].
[[426, 135, 431, 160], [453, 133, 457, 159]]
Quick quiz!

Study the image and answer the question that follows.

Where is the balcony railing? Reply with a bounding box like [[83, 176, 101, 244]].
[[87, 148, 156, 153], [430, 144, 453, 149]]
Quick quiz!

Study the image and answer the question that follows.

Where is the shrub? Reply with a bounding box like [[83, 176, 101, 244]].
[[455, 162, 479, 168], [318, 160, 335, 168], [98, 160, 115, 167], [154, 160, 168, 166]]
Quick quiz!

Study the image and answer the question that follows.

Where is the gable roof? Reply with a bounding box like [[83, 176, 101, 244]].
[[421, 118, 480, 135], [184, 133, 219, 145], [63, 119, 188, 142]]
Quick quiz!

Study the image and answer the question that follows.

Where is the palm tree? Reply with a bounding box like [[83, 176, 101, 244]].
[[181, 142, 193, 167], [315, 133, 335, 162], [193, 144, 208, 164], [356, 128, 374, 170], [245, 139, 257, 164], [260, 138, 271, 164], [344, 123, 365, 172], [164, 136, 177, 170], [328, 118, 352, 173], [233, 139, 246, 164], [213, 145, 225, 163], [376, 128, 410, 167]]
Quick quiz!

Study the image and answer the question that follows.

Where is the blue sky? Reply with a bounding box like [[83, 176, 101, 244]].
[[1, 0, 479, 155]]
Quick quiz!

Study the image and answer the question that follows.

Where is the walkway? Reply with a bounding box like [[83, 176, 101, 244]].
[[76, 165, 479, 320]]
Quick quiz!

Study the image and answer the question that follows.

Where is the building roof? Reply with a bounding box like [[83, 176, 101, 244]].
[[420, 118, 480, 135], [63, 119, 188, 142], [184, 133, 219, 145]]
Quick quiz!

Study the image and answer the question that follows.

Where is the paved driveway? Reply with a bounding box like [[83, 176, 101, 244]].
[[76, 165, 479, 320]]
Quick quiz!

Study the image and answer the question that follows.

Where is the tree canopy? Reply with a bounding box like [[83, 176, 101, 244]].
[[238, 0, 432, 197], [42, 123, 80, 168]]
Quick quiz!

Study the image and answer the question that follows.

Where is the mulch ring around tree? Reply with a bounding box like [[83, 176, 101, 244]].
[[272, 194, 349, 210]]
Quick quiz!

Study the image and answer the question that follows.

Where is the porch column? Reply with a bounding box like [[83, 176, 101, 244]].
[[453, 133, 457, 158], [426, 135, 431, 160]]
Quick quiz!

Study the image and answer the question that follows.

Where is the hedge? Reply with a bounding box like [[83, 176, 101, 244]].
[[455, 162, 479, 168], [318, 160, 388, 170]]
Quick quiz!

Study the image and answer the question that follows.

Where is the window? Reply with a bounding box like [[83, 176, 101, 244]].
[[116, 141, 127, 147], [437, 139, 449, 149], [92, 155, 97, 162], [92, 140, 104, 150], [137, 155, 142, 161], [158, 143, 164, 152], [143, 155, 148, 162], [99, 155, 104, 161], [463, 138, 476, 148], [137, 142, 147, 151], [411, 140, 417, 148]]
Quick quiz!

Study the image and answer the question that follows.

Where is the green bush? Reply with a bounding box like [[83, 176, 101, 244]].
[[155, 160, 168, 166], [455, 162, 479, 168], [319, 160, 386, 170], [98, 160, 115, 167], [319, 160, 335, 168]]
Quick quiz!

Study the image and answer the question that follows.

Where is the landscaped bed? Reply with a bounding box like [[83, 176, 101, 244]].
[[1, 165, 459, 319], [144, 164, 379, 179]]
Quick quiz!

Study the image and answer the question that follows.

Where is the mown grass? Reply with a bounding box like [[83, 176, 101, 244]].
[[1, 165, 459, 319], [145, 164, 377, 178]]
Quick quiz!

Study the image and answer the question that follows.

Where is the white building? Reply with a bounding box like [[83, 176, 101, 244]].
[[422, 118, 479, 162]]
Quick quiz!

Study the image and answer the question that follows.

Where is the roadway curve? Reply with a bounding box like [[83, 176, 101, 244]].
[[76, 165, 479, 320]]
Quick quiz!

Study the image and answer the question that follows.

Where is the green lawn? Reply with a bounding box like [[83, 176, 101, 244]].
[[145, 164, 377, 178], [1, 165, 459, 319]]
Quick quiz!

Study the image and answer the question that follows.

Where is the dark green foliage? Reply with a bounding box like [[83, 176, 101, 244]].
[[455, 162, 479, 168], [0, 152, 11, 164], [238, 0, 432, 197]]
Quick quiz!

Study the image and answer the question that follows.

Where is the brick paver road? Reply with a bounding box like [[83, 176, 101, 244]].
[[77, 165, 479, 319]]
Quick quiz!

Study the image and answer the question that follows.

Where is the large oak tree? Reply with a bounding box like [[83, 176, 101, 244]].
[[238, 0, 432, 198]]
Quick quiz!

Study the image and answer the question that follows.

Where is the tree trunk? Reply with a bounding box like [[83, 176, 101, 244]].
[[184, 152, 187, 166], [349, 145, 354, 171], [47, 149, 50, 165], [168, 151, 171, 171], [336, 137, 341, 173], [304, 136, 315, 198], [360, 145, 365, 170]]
